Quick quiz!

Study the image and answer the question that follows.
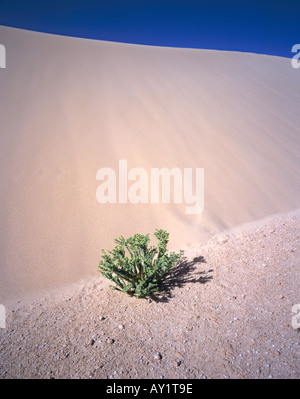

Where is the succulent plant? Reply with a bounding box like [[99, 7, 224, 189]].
[[98, 229, 183, 298]]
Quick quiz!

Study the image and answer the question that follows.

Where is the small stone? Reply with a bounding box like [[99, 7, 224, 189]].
[[118, 324, 125, 330], [279, 295, 284, 299], [154, 352, 162, 360], [100, 316, 106, 320], [175, 359, 181, 366], [218, 235, 228, 244], [106, 338, 115, 344]]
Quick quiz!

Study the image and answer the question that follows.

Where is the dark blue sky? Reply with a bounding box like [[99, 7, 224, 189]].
[[0, 0, 299, 58]]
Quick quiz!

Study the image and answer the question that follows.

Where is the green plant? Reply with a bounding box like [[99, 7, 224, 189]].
[[98, 229, 184, 298]]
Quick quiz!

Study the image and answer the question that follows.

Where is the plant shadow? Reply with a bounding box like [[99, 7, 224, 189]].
[[149, 255, 213, 303]]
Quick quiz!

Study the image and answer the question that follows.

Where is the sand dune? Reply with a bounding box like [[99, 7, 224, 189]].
[[0, 26, 300, 302]]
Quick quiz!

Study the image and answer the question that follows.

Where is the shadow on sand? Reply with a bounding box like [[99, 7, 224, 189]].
[[150, 255, 213, 303]]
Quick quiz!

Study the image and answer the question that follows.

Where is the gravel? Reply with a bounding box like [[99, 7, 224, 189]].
[[0, 211, 299, 379]]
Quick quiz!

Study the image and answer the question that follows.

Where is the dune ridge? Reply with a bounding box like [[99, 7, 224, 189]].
[[0, 26, 300, 301]]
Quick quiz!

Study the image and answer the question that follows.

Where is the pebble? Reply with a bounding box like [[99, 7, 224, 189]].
[[154, 353, 162, 360], [106, 338, 115, 344], [118, 324, 125, 330], [218, 235, 228, 244]]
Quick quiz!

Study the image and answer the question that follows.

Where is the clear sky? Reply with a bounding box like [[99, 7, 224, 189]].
[[0, 0, 299, 58]]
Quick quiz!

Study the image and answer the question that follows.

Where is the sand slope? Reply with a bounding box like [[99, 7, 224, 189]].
[[0, 26, 300, 301]]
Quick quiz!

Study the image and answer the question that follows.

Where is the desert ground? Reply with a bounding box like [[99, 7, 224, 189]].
[[0, 210, 299, 379], [0, 26, 299, 379]]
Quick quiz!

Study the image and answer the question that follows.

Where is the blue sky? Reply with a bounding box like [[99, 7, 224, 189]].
[[0, 0, 299, 58]]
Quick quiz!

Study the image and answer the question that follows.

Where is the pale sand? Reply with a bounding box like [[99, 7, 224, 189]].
[[0, 26, 299, 378]]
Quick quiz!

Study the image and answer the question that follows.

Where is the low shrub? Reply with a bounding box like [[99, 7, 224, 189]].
[[98, 229, 184, 298]]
